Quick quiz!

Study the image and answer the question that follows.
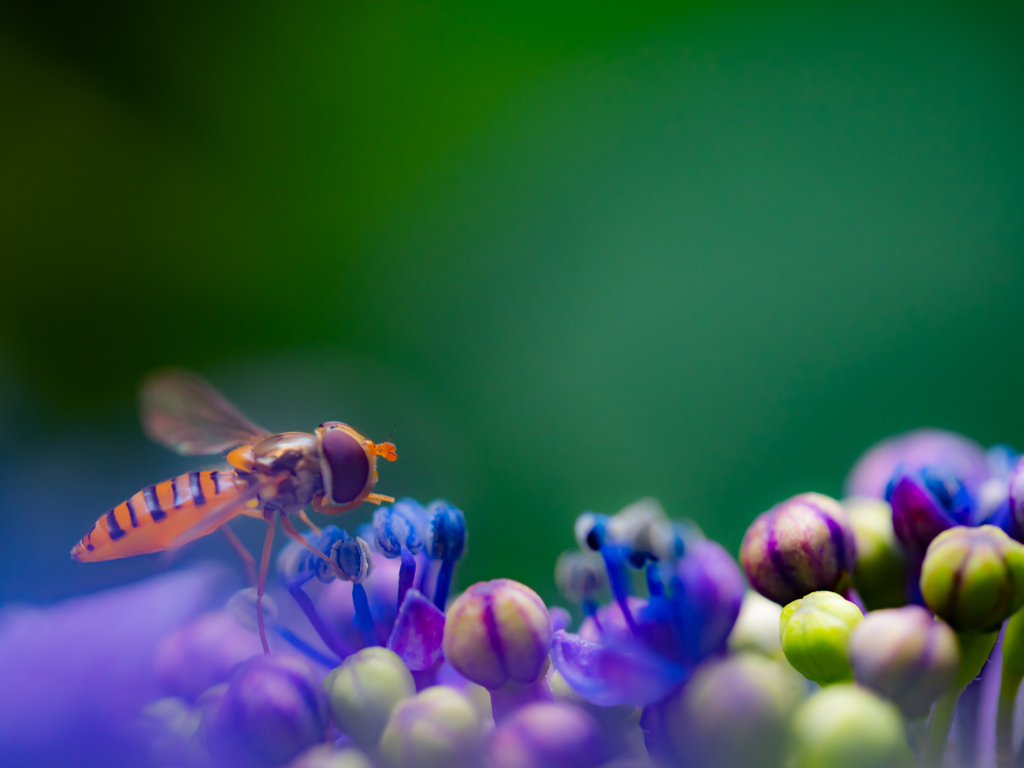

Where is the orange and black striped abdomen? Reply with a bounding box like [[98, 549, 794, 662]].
[[71, 470, 248, 562]]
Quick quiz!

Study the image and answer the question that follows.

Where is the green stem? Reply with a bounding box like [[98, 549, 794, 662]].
[[926, 630, 999, 768], [997, 610, 1024, 768]]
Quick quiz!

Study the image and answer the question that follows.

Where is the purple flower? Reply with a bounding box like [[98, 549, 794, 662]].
[[0, 563, 236, 768], [487, 702, 607, 768], [740, 493, 857, 606], [203, 653, 329, 768], [845, 428, 990, 500], [155, 610, 265, 702], [551, 539, 744, 707], [887, 466, 972, 559], [317, 555, 402, 648]]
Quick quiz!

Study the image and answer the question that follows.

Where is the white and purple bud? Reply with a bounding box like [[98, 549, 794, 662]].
[[848, 606, 959, 719], [378, 686, 485, 768], [740, 493, 857, 606], [203, 653, 329, 768], [554, 550, 608, 607], [487, 702, 606, 768]]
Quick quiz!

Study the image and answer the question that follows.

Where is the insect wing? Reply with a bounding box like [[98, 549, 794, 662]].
[[164, 472, 286, 551], [140, 368, 270, 455]]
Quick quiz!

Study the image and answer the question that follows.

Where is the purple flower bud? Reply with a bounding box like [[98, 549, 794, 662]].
[[154, 610, 264, 702], [740, 493, 857, 605], [487, 702, 606, 768], [443, 579, 552, 690], [203, 653, 329, 768], [661, 653, 805, 768], [845, 429, 989, 500], [888, 467, 970, 559], [848, 606, 958, 719]]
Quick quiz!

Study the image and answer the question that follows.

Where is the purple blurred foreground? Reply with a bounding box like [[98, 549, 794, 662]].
[[0, 563, 237, 768]]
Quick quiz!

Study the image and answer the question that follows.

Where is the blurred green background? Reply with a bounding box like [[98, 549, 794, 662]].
[[1, 0, 1022, 607]]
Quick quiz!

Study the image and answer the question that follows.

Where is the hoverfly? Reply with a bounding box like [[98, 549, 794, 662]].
[[71, 368, 397, 651]]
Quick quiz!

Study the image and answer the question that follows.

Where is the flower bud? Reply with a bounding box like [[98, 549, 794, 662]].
[[740, 493, 857, 605], [443, 579, 552, 690], [662, 653, 805, 768], [324, 647, 416, 749], [848, 606, 958, 718], [845, 428, 989, 500], [286, 745, 375, 768], [424, 501, 467, 561], [154, 610, 264, 701], [203, 653, 329, 768], [844, 497, 907, 610], [920, 525, 1024, 631], [488, 702, 606, 768], [727, 591, 784, 658], [788, 684, 912, 768], [378, 686, 485, 768], [779, 591, 862, 685], [1009, 455, 1024, 534], [888, 468, 970, 559], [373, 499, 426, 558]]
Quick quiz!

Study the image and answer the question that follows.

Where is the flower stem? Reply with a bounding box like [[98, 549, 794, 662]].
[[398, 546, 416, 610], [433, 558, 454, 611], [287, 572, 353, 659], [927, 630, 999, 767], [352, 583, 378, 647], [997, 610, 1024, 768]]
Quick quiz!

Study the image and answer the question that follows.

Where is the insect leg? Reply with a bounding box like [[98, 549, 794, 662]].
[[220, 523, 257, 587], [297, 508, 321, 534], [256, 518, 276, 654], [366, 493, 395, 505], [280, 516, 345, 581]]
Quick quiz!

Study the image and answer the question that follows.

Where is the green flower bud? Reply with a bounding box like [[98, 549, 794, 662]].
[[324, 647, 416, 750], [728, 590, 784, 658], [788, 684, 912, 768], [378, 686, 485, 768], [920, 525, 1024, 631], [845, 497, 907, 610], [780, 591, 862, 685]]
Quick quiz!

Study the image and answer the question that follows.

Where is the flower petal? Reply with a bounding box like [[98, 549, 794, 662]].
[[387, 589, 445, 670]]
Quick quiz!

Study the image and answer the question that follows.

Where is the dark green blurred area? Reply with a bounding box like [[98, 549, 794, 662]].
[[1, 0, 1023, 605]]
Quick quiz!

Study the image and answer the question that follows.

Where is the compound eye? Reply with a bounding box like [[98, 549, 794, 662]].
[[321, 426, 370, 505]]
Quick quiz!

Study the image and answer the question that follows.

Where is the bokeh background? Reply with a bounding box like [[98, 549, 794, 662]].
[[1, 0, 1022, 609]]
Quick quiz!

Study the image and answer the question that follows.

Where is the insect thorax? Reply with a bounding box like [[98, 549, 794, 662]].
[[251, 432, 323, 514]]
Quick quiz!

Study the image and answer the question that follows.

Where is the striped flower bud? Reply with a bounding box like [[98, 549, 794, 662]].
[[203, 653, 329, 768], [324, 647, 416, 750], [373, 499, 426, 558], [920, 525, 1024, 631], [443, 579, 552, 690], [848, 606, 958, 718], [662, 653, 805, 768], [487, 702, 606, 768], [779, 591, 863, 686], [378, 686, 485, 768], [740, 493, 857, 605], [788, 684, 912, 768], [845, 497, 907, 610]]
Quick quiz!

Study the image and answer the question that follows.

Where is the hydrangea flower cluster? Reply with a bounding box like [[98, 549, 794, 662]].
[[18, 428, 1024, 768]]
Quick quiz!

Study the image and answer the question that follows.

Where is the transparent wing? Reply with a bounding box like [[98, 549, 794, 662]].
[[166, 473, 287, 551], [139, 368, 271, 455]]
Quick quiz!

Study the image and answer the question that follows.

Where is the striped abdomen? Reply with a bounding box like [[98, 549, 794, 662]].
[[72, 470, 249, 562]]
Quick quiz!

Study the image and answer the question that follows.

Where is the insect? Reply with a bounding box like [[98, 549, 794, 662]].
[[71, 368, 397, 651]]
